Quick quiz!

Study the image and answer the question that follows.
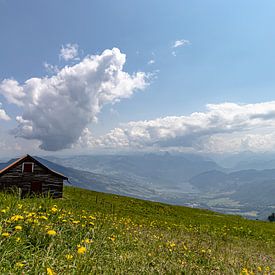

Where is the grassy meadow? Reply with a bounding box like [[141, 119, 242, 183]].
[[0, 186, 274, 274]]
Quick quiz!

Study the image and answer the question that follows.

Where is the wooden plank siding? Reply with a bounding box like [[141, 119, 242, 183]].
[[0, 155, 66, 198]]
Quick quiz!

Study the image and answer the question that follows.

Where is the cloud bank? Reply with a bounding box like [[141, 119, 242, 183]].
[[0, 48, 147, 151], [87, 101, 275, 153]]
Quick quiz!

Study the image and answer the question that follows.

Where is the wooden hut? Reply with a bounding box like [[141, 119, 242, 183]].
[[0, 155, 68, 198]]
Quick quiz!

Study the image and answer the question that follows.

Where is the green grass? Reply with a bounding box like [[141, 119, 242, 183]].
[[0, 186, 274, 274]]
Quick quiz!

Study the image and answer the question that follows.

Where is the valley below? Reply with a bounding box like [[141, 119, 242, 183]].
[[38, 153, 275, 220]]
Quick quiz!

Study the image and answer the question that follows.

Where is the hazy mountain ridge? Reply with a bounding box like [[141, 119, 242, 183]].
[[1, 153, 275, 219], [0, 157, 159, 200], [45, 153, 223, 187], [190, 168, 275, 192], [42, 153, 275, 219]]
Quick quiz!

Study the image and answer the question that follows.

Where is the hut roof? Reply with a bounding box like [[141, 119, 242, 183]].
[[0, 154, 68, 180]]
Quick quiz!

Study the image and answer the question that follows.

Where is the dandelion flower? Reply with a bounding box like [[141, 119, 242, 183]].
[[51, 207, 58, 213], [241, 268, 249, 275], [10, 215, 24, 222], [77, 246, 86, 254], [47, 230, 57, 236], [82, 238, 93, 244], [109, 235, 116, 242], [170, 242, 176, 248], [15, 225, 22, 231], [47, 267, 55, 275], [1, 232, 10, 237], [65, 254, 73, 260]]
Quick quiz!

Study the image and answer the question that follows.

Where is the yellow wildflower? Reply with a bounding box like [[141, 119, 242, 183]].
[[15, 225, 22, 231], [10, 215, 24, 222], [77, 246, 86, 254], [1, 232, 10, 237], [51, 207, 58, 213], [65, 254, 73, 260], [109, 235, 116, 242], [82, 238, 93, 244], [15, 262, 24, 268], [47, 267, 55, 275], [47, 230, 57, 236], [240, 268, 249, 275], [170, 242, 176, 248]]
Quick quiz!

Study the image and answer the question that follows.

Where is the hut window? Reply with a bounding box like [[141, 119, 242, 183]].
[[22, 162, 34, 173]]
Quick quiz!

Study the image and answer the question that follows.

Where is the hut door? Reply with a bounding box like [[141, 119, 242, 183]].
[[31, 181, 42, 194]]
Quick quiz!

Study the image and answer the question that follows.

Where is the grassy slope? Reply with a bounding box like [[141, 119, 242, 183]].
[[0, 186, 274, 274]]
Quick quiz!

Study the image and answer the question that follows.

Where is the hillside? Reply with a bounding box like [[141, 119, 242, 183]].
[[0, 187, 274, 274]]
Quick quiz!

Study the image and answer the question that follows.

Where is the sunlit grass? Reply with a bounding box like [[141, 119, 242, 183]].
[[0, 186, 274, 274]]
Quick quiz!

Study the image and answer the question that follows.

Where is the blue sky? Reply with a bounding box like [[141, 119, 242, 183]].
[[1, 1, 275, 157]]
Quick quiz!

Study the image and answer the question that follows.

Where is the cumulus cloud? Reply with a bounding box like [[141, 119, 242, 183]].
[[0, 48, 148, 151], [88, 101, 275, 152], [148, 59, 155, 65], [172, 39, 191, 48], [0, 79, 25, 106], [59, 43, 79, 61], [0, 103, 10, 121]]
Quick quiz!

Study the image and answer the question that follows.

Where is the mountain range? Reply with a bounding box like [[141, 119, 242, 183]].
[[1, 153, 274, 219]]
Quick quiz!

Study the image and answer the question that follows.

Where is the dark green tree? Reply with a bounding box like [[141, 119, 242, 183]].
[[268, 213, 275, 222]]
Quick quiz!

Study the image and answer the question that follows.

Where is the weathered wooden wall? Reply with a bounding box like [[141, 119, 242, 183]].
[[0, 162, 63, 198]]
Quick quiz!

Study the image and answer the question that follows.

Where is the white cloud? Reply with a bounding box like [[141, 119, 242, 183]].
[[0, 103, 10, 121], [148, 59, 155, 65], [172, 39, 191, 48], [59, 43, 79, 61], [0, 79, 25, 106], [43, 62, 59, 74], [88, 101, 275, 153], [0, 48, 148, 151], [203, 133, 275, 153]]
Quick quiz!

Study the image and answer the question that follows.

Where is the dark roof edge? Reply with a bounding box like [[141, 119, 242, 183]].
[[0, 154, 68, 180]]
